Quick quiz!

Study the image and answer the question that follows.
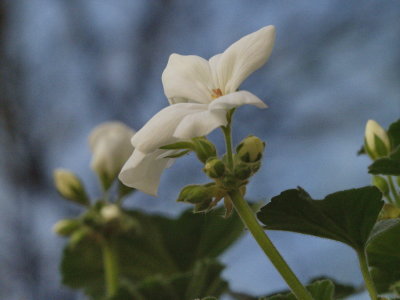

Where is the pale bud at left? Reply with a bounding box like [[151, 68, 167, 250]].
[[54, 169, 89, 206], [53, 219, 81, 236], [364, 120, 391, 160], [89, 122, 135, 190]]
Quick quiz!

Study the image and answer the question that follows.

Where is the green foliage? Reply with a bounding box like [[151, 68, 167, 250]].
[[369, 119, 400, 175], [388, 119, 400, 149], [111, 259, 226, 300], [367, 219, 400, 294], [257, 186, 383, 251], [61, 208, 244, 299], [260, 279, 334, 300]]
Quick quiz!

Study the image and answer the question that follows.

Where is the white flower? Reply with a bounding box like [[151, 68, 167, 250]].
[[89, 122, 135, 185], [119, 26, 275, 196]]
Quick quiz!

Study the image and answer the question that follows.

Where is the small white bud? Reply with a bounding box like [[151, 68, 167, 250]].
[[365, 120, 391, 160], [100, 204, 121, 221], [89, 122, 135, 189]]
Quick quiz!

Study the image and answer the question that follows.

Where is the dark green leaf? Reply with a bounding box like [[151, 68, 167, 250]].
[[388, 119, 400, 149], [260, 279, 334, 300], [61, 208, 243, 298], [110, 259, 226, 300], [367, 219, 400, 294], [369, 158, 400, 176], [257, 186, 383, 250], [258, 277, 360, 300]]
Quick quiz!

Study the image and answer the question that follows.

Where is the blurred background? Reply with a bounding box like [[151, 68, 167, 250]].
[[0, 0, 399, 299]]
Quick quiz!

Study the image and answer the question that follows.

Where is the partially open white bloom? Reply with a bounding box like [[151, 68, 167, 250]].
[[89, 122, 135, 184], [365, 119, 391, 159], [119, 26, 276, 195]]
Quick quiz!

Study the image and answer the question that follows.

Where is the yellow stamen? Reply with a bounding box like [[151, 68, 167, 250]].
[[211, 88, 223, 99]]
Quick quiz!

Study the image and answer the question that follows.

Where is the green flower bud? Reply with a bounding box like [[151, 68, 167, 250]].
[[372, 176, 389, 196], [191, 137, 217, 163], [236, 136, 265, 163], [365, 120, 391, 160], [54, 169, 89, 206], [193, 198, 213, 213], [177, 184, 214, 204], [234, 163, 253, 180], [379, 203, 400, 220], [52, 219, 81, 236], [204, 158, 225, 178]]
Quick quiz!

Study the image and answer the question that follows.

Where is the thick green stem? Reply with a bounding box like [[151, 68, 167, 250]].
[[357, 250, 378, 300], [229, 189, 313, 300], [102, 239, 119, 297], [387, 176, 400, 206]]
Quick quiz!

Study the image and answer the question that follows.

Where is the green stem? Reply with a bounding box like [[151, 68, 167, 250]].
[[222, 125, 234, 169], [387, 176, 400, 206], [229, 189, 314, 300], [357, 250, 378, 300], [102, 238, 119, 297]]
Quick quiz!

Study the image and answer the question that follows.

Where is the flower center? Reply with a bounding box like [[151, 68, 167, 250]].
[[211, 88, 223, 100]]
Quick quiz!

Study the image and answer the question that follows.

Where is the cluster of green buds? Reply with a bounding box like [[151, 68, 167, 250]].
[[166, 135, 265, 216], [53, 201, 140, 247], [364, 120, 391, 160]]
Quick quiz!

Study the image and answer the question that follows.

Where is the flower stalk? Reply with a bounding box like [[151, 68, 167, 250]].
[[387, 176, 400, 206], [101, 238, 119, 297], [222, 119, 313, 300], [357, 250, 378, 300], [229, 189, 314, 300]]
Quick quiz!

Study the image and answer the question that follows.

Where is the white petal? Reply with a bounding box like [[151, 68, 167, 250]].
[[209, 26, 275, 94], [173, 109, 228, 139], [132, 103, 209, 153], [162, 54, 214, 104], [118, 149, 174, 196], [209, 90, 268, 111]]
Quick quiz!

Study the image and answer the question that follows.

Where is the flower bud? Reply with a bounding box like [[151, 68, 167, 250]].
[[54, 169, 89, 205], [177, 184, 214, 204], [233, 163, 253, 180], [204, 158, 225, 178], [365, 120, 391, 160], [372, 176, 389, 196], [191, 137, 217, 163], [53, 219, 81, 236], [89, 122, 135, 190], [236, 136, 265, 163], [379, 203, 400, 220], [100, 204, 121, 221]]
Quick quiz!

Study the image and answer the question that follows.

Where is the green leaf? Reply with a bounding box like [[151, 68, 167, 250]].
[[260, 279, 335, 300], [61, 208, 243, 298], [388, 119, 400, 149], [367, 219, 400, 294], [257, 277, 360, 300], [110, 259, 226, 300], [257, 186, 383, 250], [369, 157, 400, 176]]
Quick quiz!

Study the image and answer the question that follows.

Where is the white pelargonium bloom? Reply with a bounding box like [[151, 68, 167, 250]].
[[119, 26, 276, 196], [89, 122, 135, 183]]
